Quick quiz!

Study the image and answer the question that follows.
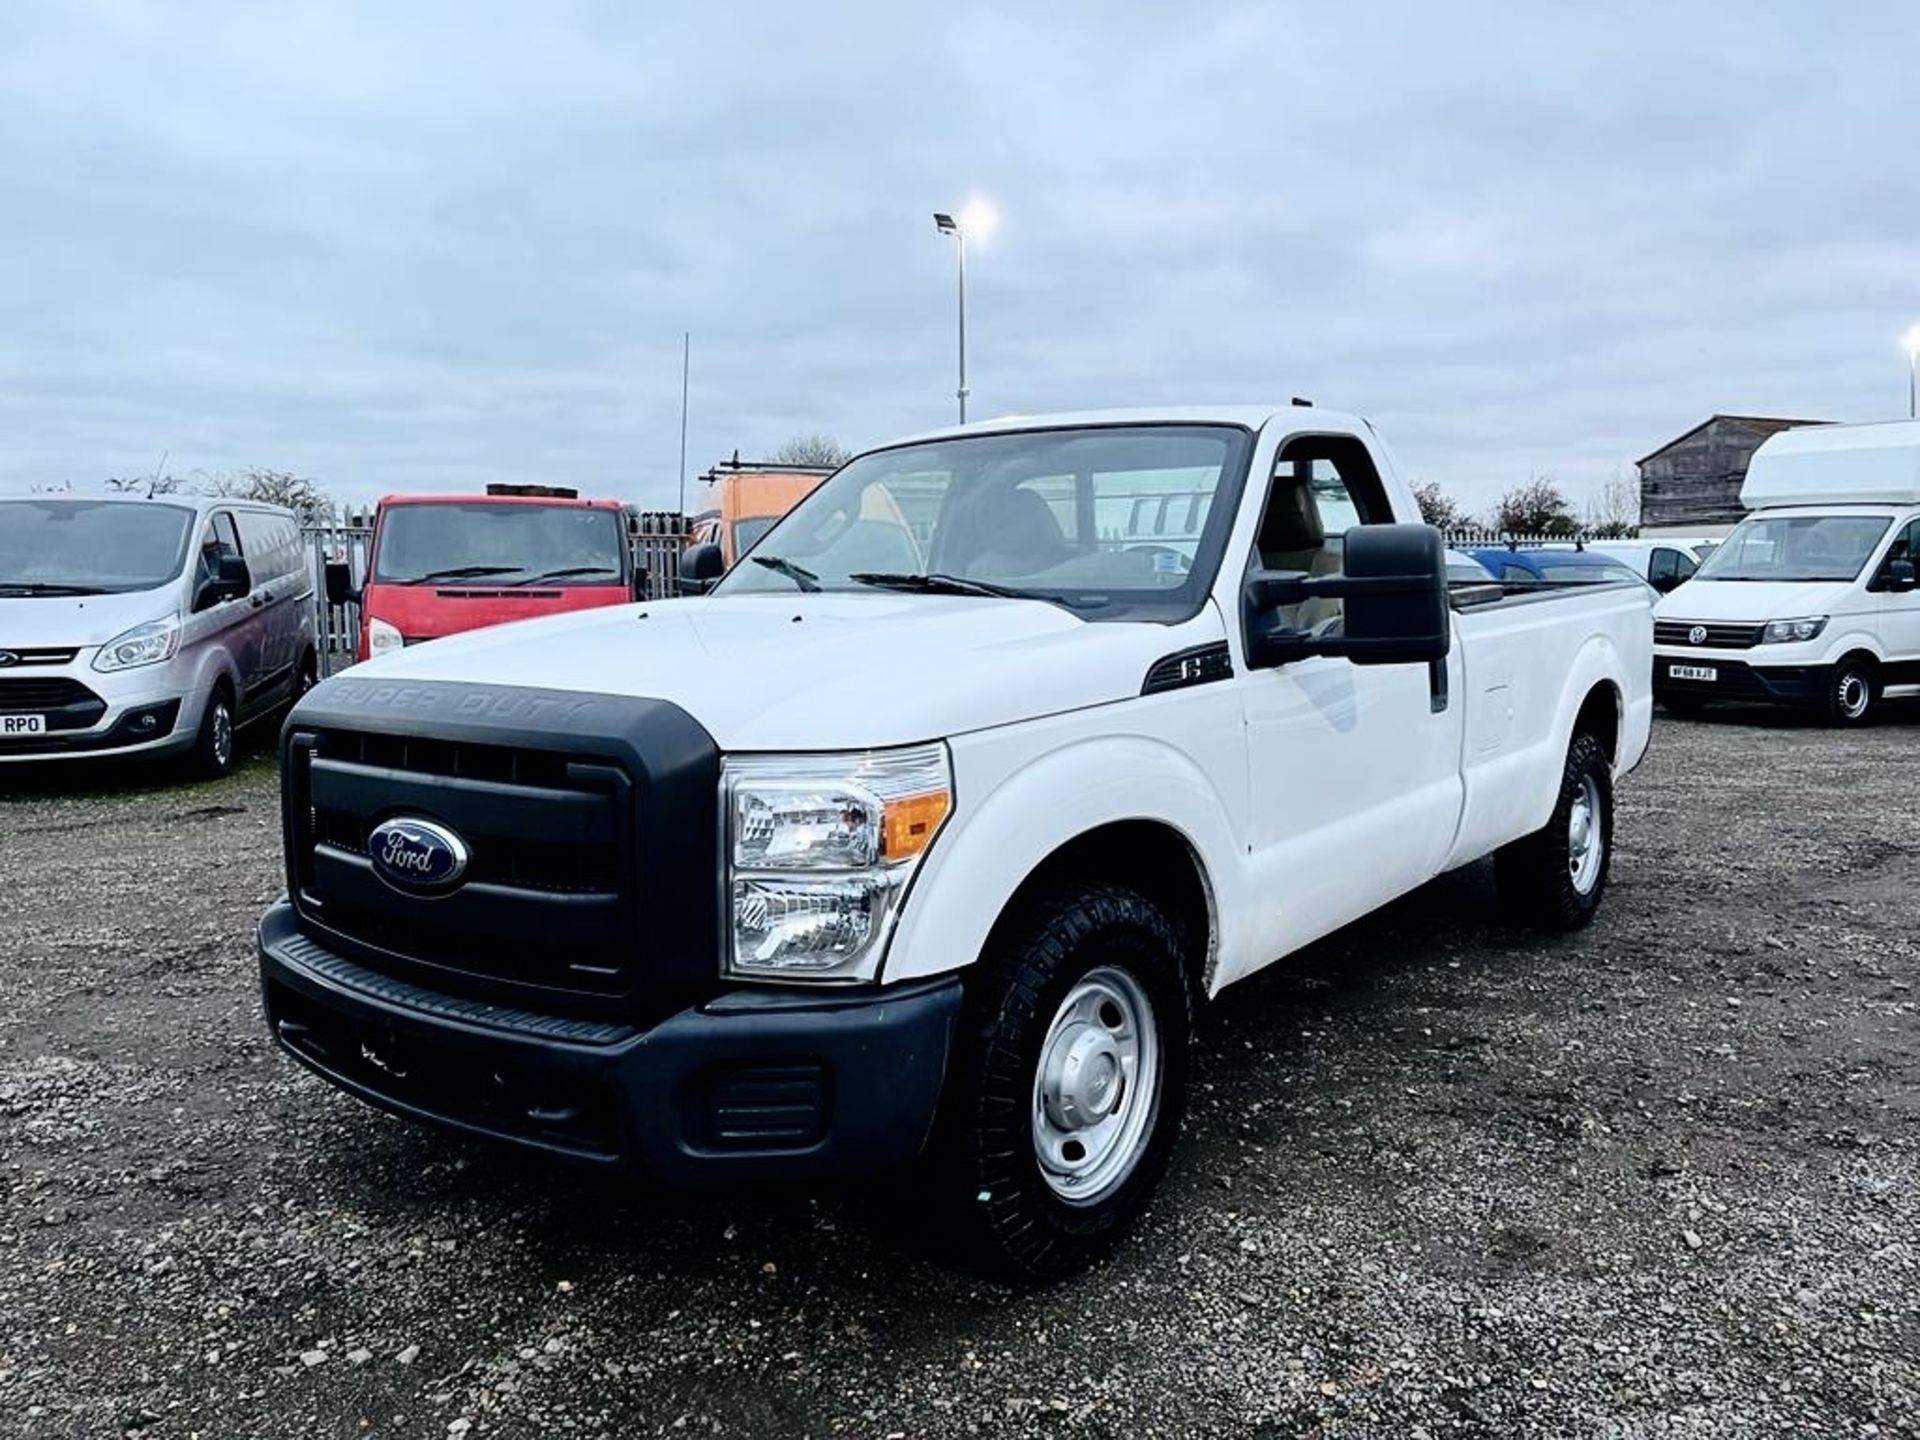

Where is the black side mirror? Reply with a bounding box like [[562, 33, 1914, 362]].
[[1243, 523, 1451, 669], [678, 542, 724, 595], [1651, 572, 1683, 594], [324, 561, 359, 607], [1883, 557, 1917, 592]]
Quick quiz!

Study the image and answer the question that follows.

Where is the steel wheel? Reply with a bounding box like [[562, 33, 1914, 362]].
[[1567, 772, 1603, 896], [1031, 965, 1160, 1207], [1835, 670, 1870, 721]]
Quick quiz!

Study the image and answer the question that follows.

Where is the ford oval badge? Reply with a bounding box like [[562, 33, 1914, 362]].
[[367, 816, 470, 895]]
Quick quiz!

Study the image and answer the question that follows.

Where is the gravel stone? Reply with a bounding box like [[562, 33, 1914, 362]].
[[2, 712, 1917, 1436]]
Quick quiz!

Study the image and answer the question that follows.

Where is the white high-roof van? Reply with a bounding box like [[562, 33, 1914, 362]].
[[1651, 419, 1920, 724], [0, 493, 318, 775]]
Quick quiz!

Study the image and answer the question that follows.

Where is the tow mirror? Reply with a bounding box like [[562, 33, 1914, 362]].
[[324, 561, 359, 607], [1243, 523, 1451, 669], [678, 542, 725, 595]]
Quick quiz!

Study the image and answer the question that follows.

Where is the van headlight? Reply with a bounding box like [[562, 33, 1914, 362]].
[[1759, 616, 1827, 644], [722, 743, 952, 982], [367, 617, 404, 656], [92, 615, 181, 672]]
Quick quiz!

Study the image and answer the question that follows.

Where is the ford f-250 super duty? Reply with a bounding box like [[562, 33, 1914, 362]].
[[259, 406, 1653, 1277]]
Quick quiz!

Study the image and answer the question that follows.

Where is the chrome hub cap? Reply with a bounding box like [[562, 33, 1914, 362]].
[[212, 704, 233, 767], [1032, 966, 1159, 1205], [1568, 773, 1603, 895], [1838, 673, 1868, 719]]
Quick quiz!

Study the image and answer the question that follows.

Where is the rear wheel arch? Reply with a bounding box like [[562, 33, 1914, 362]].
[[1572, 680, 1622, 764]]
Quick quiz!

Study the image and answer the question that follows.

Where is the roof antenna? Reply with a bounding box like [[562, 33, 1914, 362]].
[[146, 449, 169, 499]]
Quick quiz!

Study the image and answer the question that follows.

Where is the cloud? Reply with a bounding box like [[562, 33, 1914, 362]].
[[1, 1, 1916, 518]]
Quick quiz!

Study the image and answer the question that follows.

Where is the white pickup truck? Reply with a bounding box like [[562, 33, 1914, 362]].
[[258, 406, 1653, 1277]]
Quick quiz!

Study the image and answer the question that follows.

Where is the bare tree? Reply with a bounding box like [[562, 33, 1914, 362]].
[[769, 434, 851, 468], [105, 473, 186, 495], [1490, 475, 1578, 536], [1583, 468, 1640, 538], [1411, 480, 1471, 531], [202, 468, 337, 522]]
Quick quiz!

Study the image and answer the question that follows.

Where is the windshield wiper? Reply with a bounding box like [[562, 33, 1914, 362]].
[[849, 571, 1104, 609], [0, 581, 109, 596], [749, 555, 820, 592], [399, 565, 525, 586], [513, 566, 618, 586]]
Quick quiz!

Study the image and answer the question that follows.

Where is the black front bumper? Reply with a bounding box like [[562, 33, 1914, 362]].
[[1654, 657, 1823, 707], [259, 900, 960, 1185]]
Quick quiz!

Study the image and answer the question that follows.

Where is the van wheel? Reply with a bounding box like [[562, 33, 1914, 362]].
[[1823, 657, 1877, 727], [189, 685, 237, 780], [291, 649, 319, 707], [929, 882, 1193, 1281], [1496, 731, 1612, 932]]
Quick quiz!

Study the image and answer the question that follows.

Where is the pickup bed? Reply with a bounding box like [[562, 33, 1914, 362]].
[[259, 406, 1653, 1277]]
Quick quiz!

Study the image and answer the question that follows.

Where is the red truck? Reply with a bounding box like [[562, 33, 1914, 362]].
[[326, 486, 634, 663]]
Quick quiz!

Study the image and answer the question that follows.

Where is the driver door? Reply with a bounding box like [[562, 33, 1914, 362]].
[[1227, 436, 1465, 985], [1875, 519, 1920, 681]]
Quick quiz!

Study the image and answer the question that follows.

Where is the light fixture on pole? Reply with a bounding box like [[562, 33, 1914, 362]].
[[1902, 325, 1920, 420], [933, 199, 997, 424]]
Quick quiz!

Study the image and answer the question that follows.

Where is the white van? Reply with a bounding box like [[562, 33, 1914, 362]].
[[1652, 420, 1920, 724], [1581, 538, 1718, 594], [0, 494, 319, 775]]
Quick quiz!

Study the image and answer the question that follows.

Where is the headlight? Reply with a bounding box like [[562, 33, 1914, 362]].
[[723, 743, 952, 981], [91, 615, 181, 672], [367, 617, 404, 656], [1760, 616, 1827, 644]]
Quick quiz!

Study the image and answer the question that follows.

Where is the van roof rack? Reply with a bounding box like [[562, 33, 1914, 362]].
[[485, 483, 578, 499]]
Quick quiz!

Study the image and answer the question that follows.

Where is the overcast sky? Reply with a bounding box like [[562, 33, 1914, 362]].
[[3, 2, 1917, 516]]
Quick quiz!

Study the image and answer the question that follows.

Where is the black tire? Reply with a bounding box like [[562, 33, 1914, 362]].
[[289, 648, 320, 711], [188, 684, 237, 780], [1822, 656, 1877, 727], [1496, 731, 1613, 932], [928, 881, 1194, 1282]]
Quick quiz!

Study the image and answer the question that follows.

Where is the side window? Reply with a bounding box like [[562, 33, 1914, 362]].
[[1252, 436, 1391, 632], [1648, 549, 1678, 586], [1500, 563, 1533, 582], [1672, 548, 1698, 581], [213, 513, 248, 593]]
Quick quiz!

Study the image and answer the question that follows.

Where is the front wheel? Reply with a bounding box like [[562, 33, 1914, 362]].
[[1496, 731, 1613, 931], [188, 686, 237, 780], [1823, 658, 1877, 727], [930, 882, 1194, 1281]]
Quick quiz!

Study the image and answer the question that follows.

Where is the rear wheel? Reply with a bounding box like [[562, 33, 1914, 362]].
[[1823, 657, 1877, 727], [1496, 731, 1613, 931], [928, 881, 1193, 1281], [188, 684, 237, 780]]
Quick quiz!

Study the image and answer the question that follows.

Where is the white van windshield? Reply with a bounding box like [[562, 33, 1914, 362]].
[[0, 500, 196, 595], [1694, 514, 1891, 583]]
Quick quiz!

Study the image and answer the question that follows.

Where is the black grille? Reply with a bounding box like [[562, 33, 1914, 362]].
[[289, 727, 639, 1001], [1656, 620, 1762, 650], [0, 676, 106, 730]]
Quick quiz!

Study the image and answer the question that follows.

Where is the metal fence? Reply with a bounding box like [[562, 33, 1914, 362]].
[[299, 510, 691, 677]]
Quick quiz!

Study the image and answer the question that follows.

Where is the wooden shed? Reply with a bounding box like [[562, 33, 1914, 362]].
[[1637, 415, 1827, 528]]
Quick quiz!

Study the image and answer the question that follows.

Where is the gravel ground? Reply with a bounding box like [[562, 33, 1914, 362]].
[[1, 707, 1916, 1439]]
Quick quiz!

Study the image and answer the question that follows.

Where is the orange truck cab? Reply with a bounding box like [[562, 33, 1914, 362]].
[[688, 461, 834, 569], [326, 485, 634, 663]]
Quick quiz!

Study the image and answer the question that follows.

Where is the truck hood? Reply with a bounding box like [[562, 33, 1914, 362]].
[[0, 590, 174, 650], [1655, 578, 1857, 624], [337, 593, 1212, 750]]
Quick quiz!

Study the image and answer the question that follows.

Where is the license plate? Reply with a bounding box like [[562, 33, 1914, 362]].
[[1, 714, 47, 737], [1668, 664, 1717, 682]]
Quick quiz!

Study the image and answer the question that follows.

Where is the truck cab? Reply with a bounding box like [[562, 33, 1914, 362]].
[[332, 485, 634, 662], [262, 407, 1651, 1278], [1653, 420, 1920, 723]]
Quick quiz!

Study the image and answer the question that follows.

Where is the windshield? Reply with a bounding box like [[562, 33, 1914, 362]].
[[714, 424, 1253, 615], [0, 500, 195, 594], [372, 503, 627, 585], [1693, 513, 1892, 583]]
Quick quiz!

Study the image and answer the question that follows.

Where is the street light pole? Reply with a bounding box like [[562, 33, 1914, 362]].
[[955, 227, 968, 423], [934, 200, 996, 425], [1902, 326, 1920, 420]]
